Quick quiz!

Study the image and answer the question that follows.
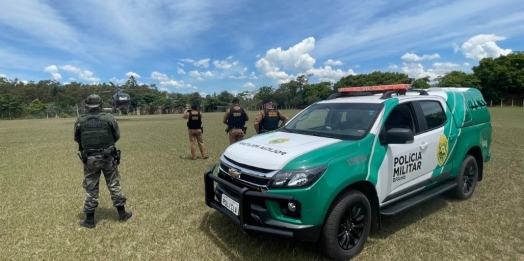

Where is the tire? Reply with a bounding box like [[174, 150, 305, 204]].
[[453, 155, 479, 200], [320, 189, 371, 260]]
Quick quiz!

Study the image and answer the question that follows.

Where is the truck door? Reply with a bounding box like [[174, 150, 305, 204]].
[[415, 99, 457, 177], [381, 102, 435, 201]]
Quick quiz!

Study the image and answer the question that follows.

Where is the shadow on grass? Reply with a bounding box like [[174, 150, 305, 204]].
[[199, 195, 452, 260], [76, 206, 121, 224], [370, 195, 450, 240], [199, 211, 328, 260]]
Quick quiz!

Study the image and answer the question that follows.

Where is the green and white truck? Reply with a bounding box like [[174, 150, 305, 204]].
[[204, 85, 492, 260]]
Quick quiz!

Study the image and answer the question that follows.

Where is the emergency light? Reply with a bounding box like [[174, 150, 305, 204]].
[[338, 84, 412, 93]]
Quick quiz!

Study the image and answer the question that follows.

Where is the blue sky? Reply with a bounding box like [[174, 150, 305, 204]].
[[0, 0, 523, 97]]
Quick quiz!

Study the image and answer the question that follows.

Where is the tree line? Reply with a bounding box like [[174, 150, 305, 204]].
[[1, 52, 523, 119]]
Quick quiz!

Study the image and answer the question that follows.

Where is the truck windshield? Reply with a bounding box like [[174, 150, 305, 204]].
[[282, 102, 384, 140]]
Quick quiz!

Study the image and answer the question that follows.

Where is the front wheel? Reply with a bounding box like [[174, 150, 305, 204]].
[[320, 189, 371, 260], [453, 155, 479, 200]]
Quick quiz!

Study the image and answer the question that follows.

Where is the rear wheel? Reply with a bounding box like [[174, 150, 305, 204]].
[[453, 155, 479, 200], [321, 189, 371, 260]]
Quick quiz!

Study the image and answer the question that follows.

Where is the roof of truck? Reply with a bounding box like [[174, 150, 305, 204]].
[[319, 85, 476, 104]]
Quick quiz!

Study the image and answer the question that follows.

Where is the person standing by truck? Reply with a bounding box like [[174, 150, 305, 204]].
[[223, 98, 249, 144], [253, 99, 289, 134]]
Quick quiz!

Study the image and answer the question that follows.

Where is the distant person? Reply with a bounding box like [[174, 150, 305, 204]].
[[254, 99, 289, 134], [74, 94, 132, 229], [223, 98, 249, 144], [183, 104, 209, 160]]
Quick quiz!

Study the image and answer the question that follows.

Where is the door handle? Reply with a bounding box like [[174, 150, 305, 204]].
[[420, 142, 428, 149]]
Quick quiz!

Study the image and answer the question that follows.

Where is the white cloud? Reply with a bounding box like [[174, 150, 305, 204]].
[[177, 62, 185, 67], [125, 72, 140, 78], [388, 64, 399, 70], [0, 73, 7, 78], [177, 68, 186, 75], [243, 82, 256, 88], [151, 71, 190, 88], [194, 58, 210, 68], [109, 77, 126, 85], [213, 59, 239, 70], [179, 59, 195, 63], [454, 34, 512, 60], [59, 65, 100, 82], [256, 37, 317, 83], [315, 1, 524, 62], [229, 67, 258, 80], [227, 56, 234, 60], [401, 53, 440, 62], [43, 64, 101, 82], [400, 62, 461, 80], [306, 66, 356, 82], [44, 65, 62, 80], [189, 71, 201, 77], [202, 71, 214, 77], [324, 59, 343, 66]]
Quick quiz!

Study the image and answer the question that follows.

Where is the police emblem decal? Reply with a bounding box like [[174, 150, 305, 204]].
[[437, 134, 449, 166], [268, 138, 291, 144], [228, 168, 241, 179]]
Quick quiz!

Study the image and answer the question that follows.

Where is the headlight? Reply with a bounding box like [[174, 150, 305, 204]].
[[267, 165, 327, 188]]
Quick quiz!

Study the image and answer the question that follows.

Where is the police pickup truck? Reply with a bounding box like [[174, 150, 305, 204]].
[[203, 84, 492, 260]]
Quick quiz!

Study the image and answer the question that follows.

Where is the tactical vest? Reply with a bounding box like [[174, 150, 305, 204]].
[[260, 109, 280, 131], [78, 112, 115, 150], [228, 107, 247, 128], [187, 111, 202, 129]]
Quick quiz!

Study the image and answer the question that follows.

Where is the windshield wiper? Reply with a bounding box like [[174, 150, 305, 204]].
[[280, 127, 293, 133], [312, 132, 335, 138]]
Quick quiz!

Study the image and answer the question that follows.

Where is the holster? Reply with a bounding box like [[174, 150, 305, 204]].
[[111, 147, 121, 165], [78, 151, 87, 164], [242, 127, 247, 134], [201, 127, 204, 134]]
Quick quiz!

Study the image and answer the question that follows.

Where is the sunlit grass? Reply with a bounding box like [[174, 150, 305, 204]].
[[0, 108, 523, 260]]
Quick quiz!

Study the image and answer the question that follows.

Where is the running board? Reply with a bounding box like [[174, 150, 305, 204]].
[[380, 181, 457, 216]]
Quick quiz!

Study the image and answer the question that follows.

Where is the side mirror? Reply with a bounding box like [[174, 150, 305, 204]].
[[385, 128, 414, 144]]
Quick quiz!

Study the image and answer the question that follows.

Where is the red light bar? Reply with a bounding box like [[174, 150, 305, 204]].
[[338, 84, 411, 93]]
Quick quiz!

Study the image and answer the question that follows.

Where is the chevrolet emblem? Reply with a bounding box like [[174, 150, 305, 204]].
[[228, 168, 241, 179]]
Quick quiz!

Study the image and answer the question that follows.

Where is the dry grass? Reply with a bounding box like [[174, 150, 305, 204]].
[[0, 108, 523, 261]]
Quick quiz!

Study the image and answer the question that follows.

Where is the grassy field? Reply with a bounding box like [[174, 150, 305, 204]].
[[1, 108, 523, 261]]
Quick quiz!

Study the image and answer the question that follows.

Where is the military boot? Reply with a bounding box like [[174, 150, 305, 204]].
[[79, 212, 96, 229], [116, 206, 133, 221]]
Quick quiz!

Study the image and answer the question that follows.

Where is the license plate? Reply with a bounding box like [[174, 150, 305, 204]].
[[221, 194, 239, 216]]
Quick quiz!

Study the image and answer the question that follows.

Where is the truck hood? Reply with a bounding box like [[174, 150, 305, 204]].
[[222, 131, 342, 170]]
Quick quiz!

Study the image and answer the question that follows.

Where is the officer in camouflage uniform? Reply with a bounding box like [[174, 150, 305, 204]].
[[254, 99, 289, 134], [223, 98, 249, 144], [74, 94, 132, 229]]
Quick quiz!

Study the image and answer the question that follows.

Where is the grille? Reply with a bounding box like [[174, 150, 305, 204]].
[[218, 166, 269, 188], [224, 156, 273, 173]]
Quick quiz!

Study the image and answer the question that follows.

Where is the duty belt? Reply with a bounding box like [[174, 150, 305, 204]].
[[84, 148, 112, 157]]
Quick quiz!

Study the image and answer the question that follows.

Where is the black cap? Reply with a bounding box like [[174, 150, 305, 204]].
[[191, 104, 198, 110], [263, 99, 272, 105], [232, 98, 240, 103]]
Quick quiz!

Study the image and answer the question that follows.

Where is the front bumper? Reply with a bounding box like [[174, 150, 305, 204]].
[[203, 164, 321, 242]]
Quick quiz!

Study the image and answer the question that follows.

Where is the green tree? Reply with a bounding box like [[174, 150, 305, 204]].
[[412, 77, 431, 89], [435, 71, 480, 88], [27, 98, 46, 116], [472, 51, 524, 101], [333, 71, 410, 91]]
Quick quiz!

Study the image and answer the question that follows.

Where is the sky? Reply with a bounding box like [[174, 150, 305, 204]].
[[0, 0, 523, 97]]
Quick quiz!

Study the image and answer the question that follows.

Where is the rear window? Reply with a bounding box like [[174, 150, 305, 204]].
[[419, 101, 446, 130]]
